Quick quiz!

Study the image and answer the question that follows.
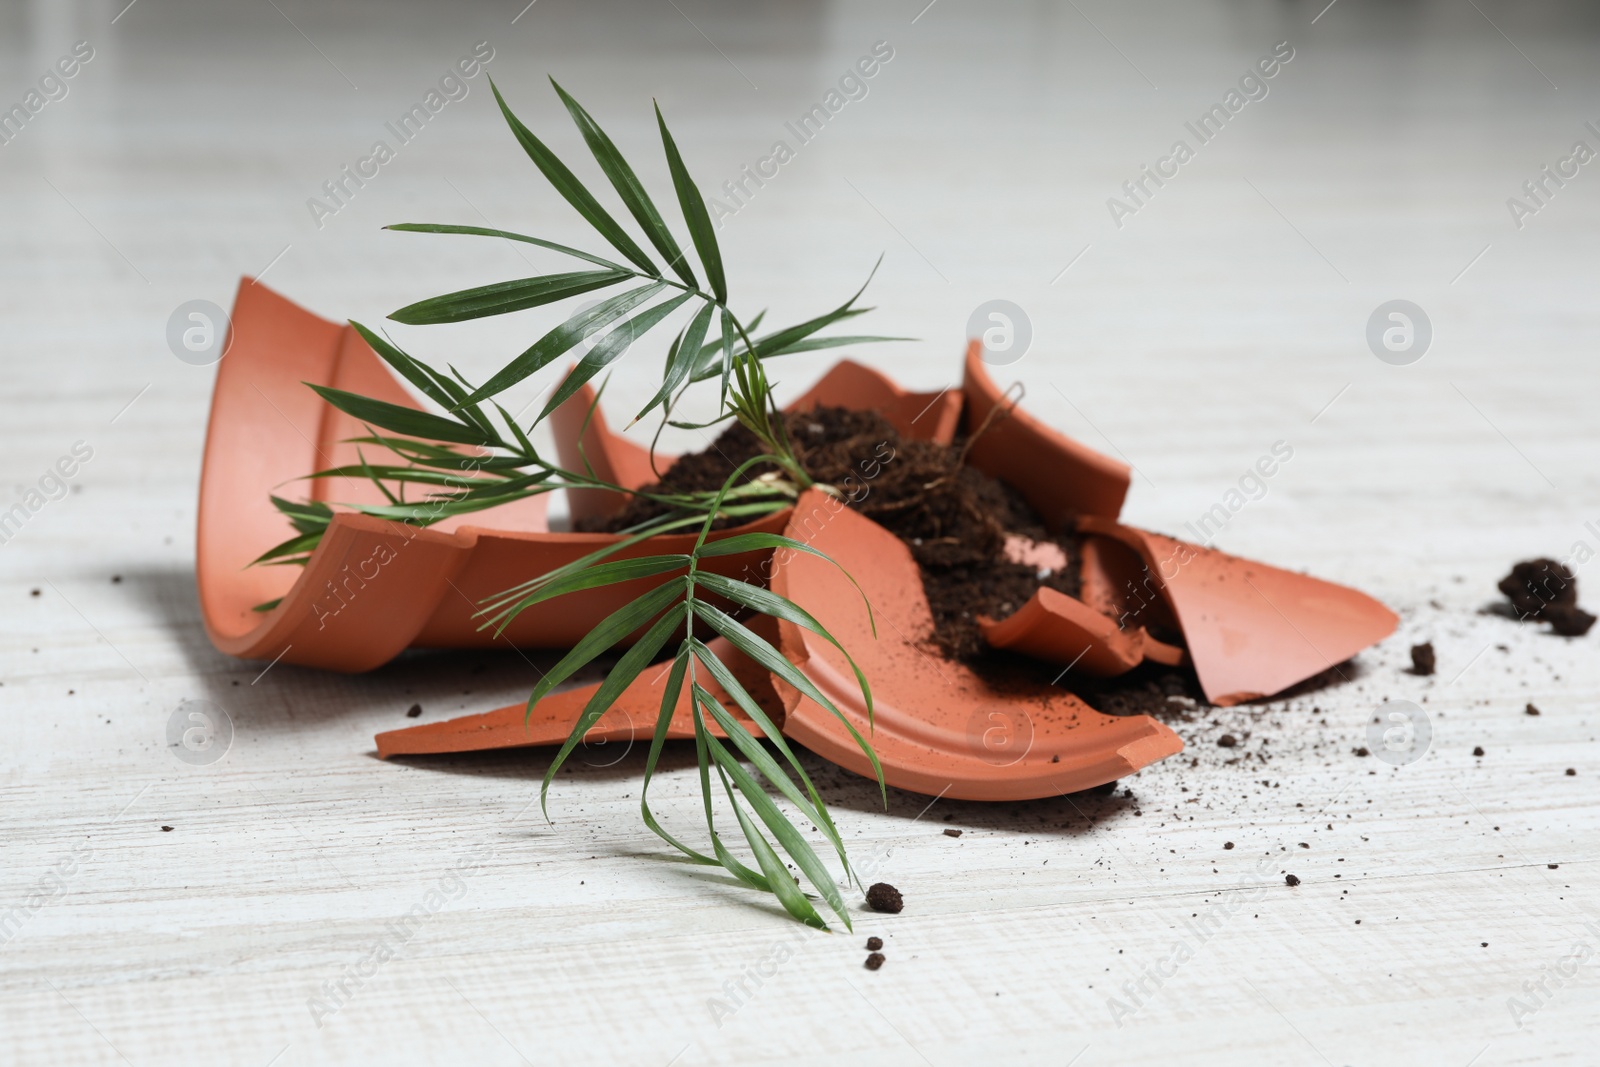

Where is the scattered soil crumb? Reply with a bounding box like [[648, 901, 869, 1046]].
[[866, 882, 904, 914], [1499, 559, 1597, 636], [1223, 841, 1235, 850], [1410, 642, 1436, 676], [1566, 768, 1577, 776], [1217, 734, 1238, 748], [865, 936, 883, 951], [864, 952, 886, 971], [1285, 874, 1301, 887], [1473, 746, 1485, 757], [943, 828, 963, 838], [160, 826, 173, 832], [1353, 746, 1370, 757], [1526, 703, 1541, 716], [406, 704, 423, 718]]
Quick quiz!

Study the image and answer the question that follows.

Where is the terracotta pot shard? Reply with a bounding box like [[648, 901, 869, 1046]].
[[766, 489, 1183, 800], [1075, 518, 1398, 706], [375, 634, 783, 758]]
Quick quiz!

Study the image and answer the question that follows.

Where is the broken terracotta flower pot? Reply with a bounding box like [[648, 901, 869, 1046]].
[[381, 490, 1186, 801], [205, 280, 1394, 800], [197, 279, 960, 672]]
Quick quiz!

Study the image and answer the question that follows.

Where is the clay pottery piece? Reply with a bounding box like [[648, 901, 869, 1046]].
[[959, 341, 1130, 524], [768, 490, 1183, 799], [977, 586, 1181, 677], [1074, 517, 1398, 706], [376, 634, 779, 757], [196, 281, 952, 672]]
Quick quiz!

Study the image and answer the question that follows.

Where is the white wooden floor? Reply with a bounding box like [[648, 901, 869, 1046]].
[[3, 0, 1598, 1063]]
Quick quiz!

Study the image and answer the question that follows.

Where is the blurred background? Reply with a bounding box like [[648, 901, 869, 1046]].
[[5, 0, 1599, 603]]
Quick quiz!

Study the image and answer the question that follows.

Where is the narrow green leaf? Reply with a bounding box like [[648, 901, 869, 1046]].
[[549, 80, 698, 288], [700, 696, 844, 928], [481, 553, 691, 634], [688, 454, 788, 555], [540, 602, 685, 817], [746, 334, 911, 358], [691, 308, 765, 362], [635, 300, 715, 423], [692, 532, 825, 562], [693, 600, 885, 797], [692, 707, 772, 891], [493, 401, 539, 459], [714, 749, 829, 929], [249, 531, 323, 566], [538, 293, 695, 422], [268, 496, 333, 535], [348, 322, 456, 407], [654, 101, 726, 303], [490, 78, 660, 276], [464, 282, 667, 405], [690, 640, 851, 878], [666, 411, 737, 431], [695, 572, 874, 718], [384, 223, 626, 271], [639, 646, 719, 865], [307, 384, 494, 447], [753, 300, 870, 358], [303, 464, 482, 487], [481, 514, 706, 613], [718, 307, 737, 403], [389, 268, 630, 326], [525, 578, 686, 711]]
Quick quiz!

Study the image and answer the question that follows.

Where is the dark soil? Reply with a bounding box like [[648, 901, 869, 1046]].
[[406, 703, 423, 718], [943, 828, 963, 838], [1499, 558, 1596, 636], [584, 406, 1085, 662], [1410, 642, 1436, 675], [865, 936, 883, 951], [1285, 874, 1301, 887], [864, 952, 886, 971], [865, 882, 904, 914], [1067, 662, 1207, 719]]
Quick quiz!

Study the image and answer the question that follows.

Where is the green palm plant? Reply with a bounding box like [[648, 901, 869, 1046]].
[[258, 78, 905, 929]]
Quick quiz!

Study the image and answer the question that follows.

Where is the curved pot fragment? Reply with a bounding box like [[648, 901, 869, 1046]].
[[961, 341, 1130, 525], [1076, 518, 1398, 706], [978, 587, 1157, 677], [768, 490, 1183, 800], [375, 634, 782, 757]]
